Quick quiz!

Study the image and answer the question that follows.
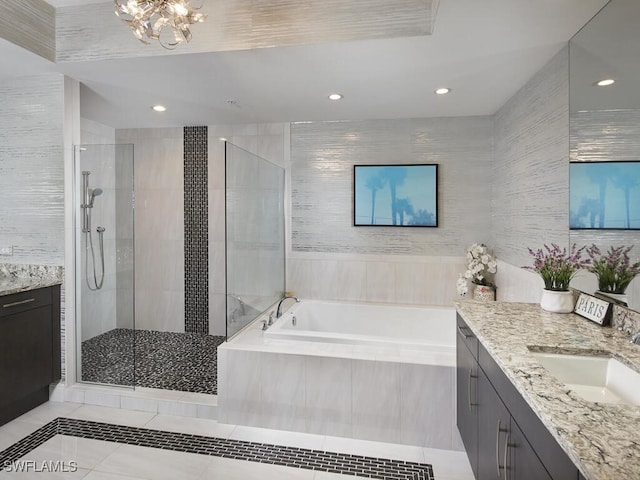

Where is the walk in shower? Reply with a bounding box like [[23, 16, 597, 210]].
[[75, 138, 285, 396]]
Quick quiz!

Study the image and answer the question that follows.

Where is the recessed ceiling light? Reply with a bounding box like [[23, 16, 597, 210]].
[[152, 105, 166, 112], [595, 79, 615, 87], [434, 87, 451, 95], [328, 93, 343, 101]]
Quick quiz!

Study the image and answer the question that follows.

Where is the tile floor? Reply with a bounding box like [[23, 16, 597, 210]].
[[81, 329, 225, 394], [0, 401, 474, 480]]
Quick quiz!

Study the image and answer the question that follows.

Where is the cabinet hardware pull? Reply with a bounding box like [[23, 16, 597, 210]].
[[3, 298, 35, 308], [503, 432, 511, 480], [496, 420, 508, 477], [468, 369, 477, 410], [457, 325, 472, 339]]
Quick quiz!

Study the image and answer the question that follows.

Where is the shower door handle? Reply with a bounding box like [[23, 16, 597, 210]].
[[3, 298, 35, 308]]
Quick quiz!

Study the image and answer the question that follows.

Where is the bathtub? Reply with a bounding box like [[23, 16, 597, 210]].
[[218, 299, 462, 450], [265, 299, 455, 350]]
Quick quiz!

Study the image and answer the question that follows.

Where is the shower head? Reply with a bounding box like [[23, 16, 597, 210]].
[[89, 188, 103, 207]]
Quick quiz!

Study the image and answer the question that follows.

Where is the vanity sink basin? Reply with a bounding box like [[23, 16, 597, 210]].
[[529, 351, 640, 406]]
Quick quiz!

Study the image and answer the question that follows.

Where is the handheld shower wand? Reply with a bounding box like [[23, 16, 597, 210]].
[[81, 171, 106, 291]]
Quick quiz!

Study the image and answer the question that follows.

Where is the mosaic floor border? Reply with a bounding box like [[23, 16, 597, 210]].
[[0, 418, 435, 480]]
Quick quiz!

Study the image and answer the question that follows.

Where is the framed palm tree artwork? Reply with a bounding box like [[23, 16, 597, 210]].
[[570, 161, 640, 230], [353, 164, 438, 227]]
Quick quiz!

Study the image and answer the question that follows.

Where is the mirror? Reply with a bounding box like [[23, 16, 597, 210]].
[[569, 0, 640, 310]]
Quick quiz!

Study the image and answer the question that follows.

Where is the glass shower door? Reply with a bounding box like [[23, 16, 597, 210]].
[[225, 143, 285, 338], [75, 144, 135, 387]]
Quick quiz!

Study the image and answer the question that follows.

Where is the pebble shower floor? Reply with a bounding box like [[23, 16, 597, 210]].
[[81, 329, 225, 394]]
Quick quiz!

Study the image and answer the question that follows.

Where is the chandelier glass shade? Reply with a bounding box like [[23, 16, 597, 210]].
[[114, 0, 207, 49]]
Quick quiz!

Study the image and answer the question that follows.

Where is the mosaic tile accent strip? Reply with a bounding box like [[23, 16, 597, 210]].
[[0, 418, 435, 480], [0, 419, 58, 470], [81, 328, 225, 394], [184, 126, 209, 334]]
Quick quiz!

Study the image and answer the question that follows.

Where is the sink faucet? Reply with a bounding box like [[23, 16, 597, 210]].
[[276, 295, 300, 318], [631, 331, 640, 345]]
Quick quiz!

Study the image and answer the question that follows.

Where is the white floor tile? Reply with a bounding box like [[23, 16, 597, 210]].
[[20, 436, 120, 470], [0, 419, 44, 451], [0, 465, 90, 478], [228, 425, 325, 450], [143, 415, 235, 438], [423, 447, 474, 480], [322, 435, 426, 463], [199, 456, 315, 480], [66, 405, 155, 427], [313, 472, 369, 480], [15, 401, 82, 425], [83, 471, 148, 480], [93, 444, 211, 480]]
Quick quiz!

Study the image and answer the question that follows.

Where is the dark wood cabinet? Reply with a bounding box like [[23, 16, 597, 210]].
[[477, 367, 511, 480], [456, 327, 479, 478], [510, 417, 552, 480], [456, 314, 579, 480], [0, 285, 61, 426]]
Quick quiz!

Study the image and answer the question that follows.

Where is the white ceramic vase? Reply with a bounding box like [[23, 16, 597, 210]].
[[540, 289, 575, 313]]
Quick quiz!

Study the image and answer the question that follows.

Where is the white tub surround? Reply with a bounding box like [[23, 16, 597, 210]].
[[455, 300, 640, 480], [218, 301, 461, 450]]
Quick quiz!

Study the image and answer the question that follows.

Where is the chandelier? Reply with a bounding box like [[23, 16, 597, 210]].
[[114, 0, 207, 49]]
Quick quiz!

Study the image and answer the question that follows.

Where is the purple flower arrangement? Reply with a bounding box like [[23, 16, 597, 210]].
[[586, 245, 640, 294], [525, 243, 590, 291]]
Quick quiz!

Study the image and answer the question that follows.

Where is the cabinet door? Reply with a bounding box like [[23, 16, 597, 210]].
[[478, 368, 511, 480], [457, 330, 479, 478], [509, 419, 552, 480], [0, 305, 53, 405]]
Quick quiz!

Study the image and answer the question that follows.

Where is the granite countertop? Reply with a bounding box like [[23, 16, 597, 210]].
[[455, 301, 640, 480], [0, 264, 63, 296]]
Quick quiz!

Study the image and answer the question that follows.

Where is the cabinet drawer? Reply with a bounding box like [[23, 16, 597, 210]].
[[479, 343, 578, 480], [456, 314, 478, 360], [0, 287, 53, 318]]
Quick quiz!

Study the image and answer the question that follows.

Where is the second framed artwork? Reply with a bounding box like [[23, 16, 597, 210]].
[[353, 164, 438, 227]]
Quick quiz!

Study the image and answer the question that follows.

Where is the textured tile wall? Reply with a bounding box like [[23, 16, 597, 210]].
[[0, 0, 55, 61], [0, 74, 65, 264], [184, 126, 209, 334], [56, 0, 437, 63], [492, 47, 570, 270], [290, 117, 493, 256]]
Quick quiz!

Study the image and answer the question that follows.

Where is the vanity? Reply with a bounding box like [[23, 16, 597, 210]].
[[0, 277, 62, 426], [455, 301, 640, 480]]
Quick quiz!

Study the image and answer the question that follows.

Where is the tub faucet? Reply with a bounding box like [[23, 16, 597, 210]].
[[229, 294, 246, 315], [276, 295, 300, 318]]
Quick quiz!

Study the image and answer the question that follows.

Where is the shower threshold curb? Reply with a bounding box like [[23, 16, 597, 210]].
[[52, 383, 218, 421]]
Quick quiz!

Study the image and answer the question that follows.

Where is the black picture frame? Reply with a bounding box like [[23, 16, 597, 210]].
[[570, 161, 640, 230], [353, 164, 438, 227]]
